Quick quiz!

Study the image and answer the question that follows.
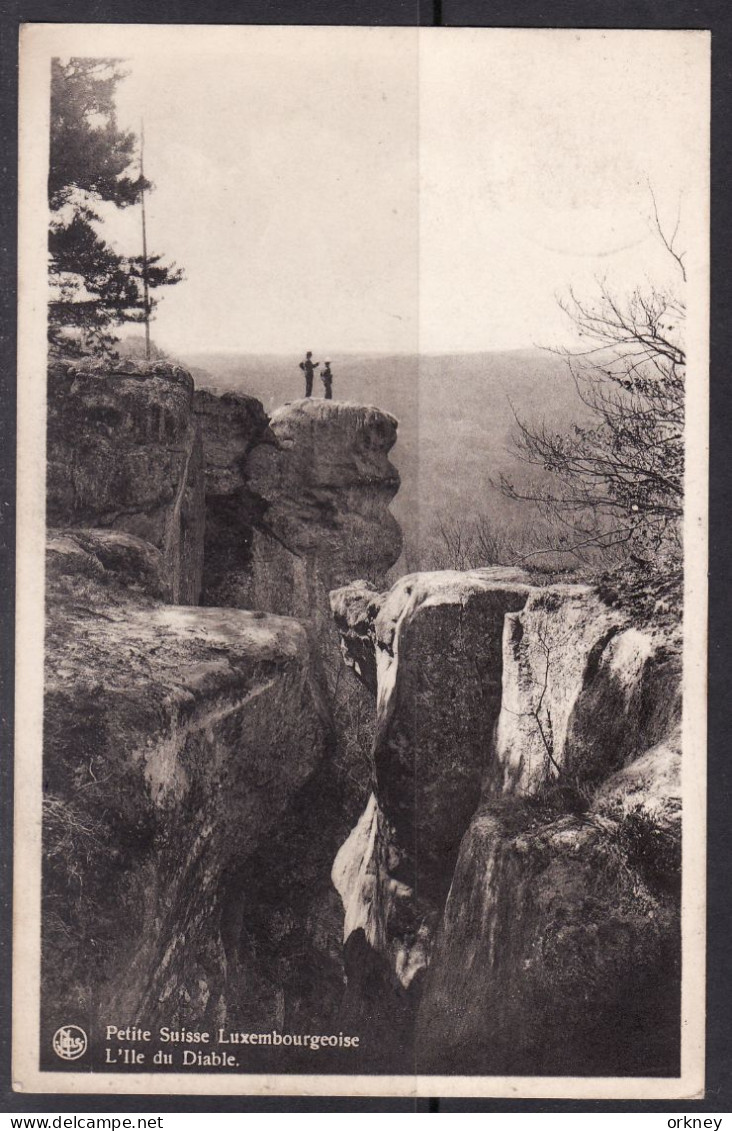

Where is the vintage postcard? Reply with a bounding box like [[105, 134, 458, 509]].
[[13, 24, 709, 1098]]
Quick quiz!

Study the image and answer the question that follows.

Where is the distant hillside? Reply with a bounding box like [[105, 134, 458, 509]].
[[179, 349, 588, 570]]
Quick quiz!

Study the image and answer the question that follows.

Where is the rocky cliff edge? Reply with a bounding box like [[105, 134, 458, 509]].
[[43, 369, 404, 1062]]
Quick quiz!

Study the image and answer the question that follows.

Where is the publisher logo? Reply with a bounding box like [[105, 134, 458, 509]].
[[52, 1025, 87, 1061]]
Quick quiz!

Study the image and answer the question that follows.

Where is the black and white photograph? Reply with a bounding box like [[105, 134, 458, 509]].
[[13, 24, 708, 1098]]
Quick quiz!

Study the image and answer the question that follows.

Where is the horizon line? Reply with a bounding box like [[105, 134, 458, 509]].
[[172, 345, 548, 358]]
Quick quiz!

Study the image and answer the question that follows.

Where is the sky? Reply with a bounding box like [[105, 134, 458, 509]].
[[43, 26, 710, 355]]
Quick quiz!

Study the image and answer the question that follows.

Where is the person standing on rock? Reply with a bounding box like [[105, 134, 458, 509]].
[[299, 351, 319, 397], [321, 359, 334, 400]]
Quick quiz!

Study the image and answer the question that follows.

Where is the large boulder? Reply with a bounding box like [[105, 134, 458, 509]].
[[242, 400, 404, 811], [47, 360, 204, 604], [494, 586, 682, 795]]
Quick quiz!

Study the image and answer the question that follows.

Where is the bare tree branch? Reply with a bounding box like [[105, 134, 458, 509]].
[[497, 216, 685, 573]]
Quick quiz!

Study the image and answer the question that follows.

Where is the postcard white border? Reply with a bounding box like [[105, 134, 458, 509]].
[[13, 23, 709, 1100]]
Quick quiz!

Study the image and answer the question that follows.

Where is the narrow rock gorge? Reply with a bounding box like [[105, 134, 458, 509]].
[[43, 359, 682, 1077]]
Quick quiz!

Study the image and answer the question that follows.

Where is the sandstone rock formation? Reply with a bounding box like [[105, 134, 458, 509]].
[[331, 570, 682, 1074], [42, 374, 406, 1067], [416, 748, 681, 1075], [246, 399, 402, 627], [42, 542, 333, 1065], [42, 357, 684, 1080], [241, 399, 405, 821], [47, 528, 172, 601], [495, 586, 682, 794], [333, 569, 532, 906], [47, 360, 205, 603]]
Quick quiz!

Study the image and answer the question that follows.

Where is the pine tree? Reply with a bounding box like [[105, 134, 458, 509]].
[[48, 58, 183, 357]]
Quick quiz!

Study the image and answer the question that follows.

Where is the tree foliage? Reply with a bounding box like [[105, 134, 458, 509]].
[[48, 58, 183, 356], [498, 226, 685, 573]]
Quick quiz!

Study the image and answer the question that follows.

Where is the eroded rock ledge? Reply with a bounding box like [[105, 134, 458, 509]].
[[43, 539, 333, 1059]]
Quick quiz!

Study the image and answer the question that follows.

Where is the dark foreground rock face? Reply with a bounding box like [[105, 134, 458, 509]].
[[42, 553, 333, 1063], [330, 572, 682, 1075], [47, 361, 205, 604], [417, 740, 681, 1075]]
